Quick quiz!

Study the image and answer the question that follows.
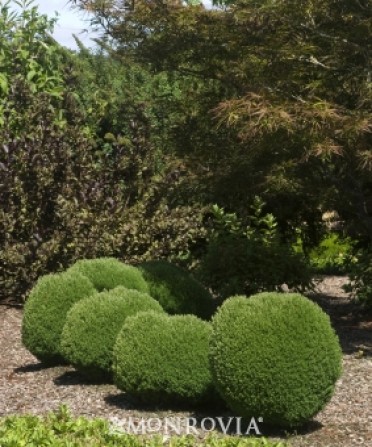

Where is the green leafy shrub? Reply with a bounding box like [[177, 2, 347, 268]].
[[67, 258, 149, 293], [60, 287, 164, 381], [209, 293, 342, 428], [198, 202, 312, 300], [22, 271, 96, 364], [140, 260, 214, 319], [0, 3, 207, 306], [200, 237, 312, 299], [344, 246, 372, 309], [113, 312, 216, 406], [307, 232, 354, 274], [0, 406, 288, 447]]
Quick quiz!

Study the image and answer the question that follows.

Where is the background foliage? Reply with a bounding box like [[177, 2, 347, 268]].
[[1, 0, 371, 307], [0, 1, 206, 303]]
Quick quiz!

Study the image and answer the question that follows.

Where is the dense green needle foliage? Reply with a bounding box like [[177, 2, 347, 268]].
[[60, 287, 164, 381], [67, 258, 149, 293], [140, 260, 215, 318], [113, 312, 216, 406], [209, 293, 342, 428], [22, 271, 96, 364]]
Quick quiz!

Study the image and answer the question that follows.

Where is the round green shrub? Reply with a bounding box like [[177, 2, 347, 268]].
[[209, 293, 342, 428], [60, 287, 164, 381], [113, 312, 216, 406], [140, 260, 214, 319], [22, 271, 96, 364], [67, 258, 149, 293]]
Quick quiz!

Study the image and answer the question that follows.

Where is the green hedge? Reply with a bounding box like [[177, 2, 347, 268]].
[[209, 293, 342, 428], [67, 258, 149, 293], [113, 312, 216, 406], [140, 260, 214, 319], [22, 271, 95, 364], [60, 287, 164, 381]]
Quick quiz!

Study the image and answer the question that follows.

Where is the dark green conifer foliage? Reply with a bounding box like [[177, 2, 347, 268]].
[[140, 260, 214, 319], [61, 287, 164, 381], [22, 271, 95, 364], [67, 258, 149, 293], [113, 312, 217, 406], [209, 293, 342, 427]]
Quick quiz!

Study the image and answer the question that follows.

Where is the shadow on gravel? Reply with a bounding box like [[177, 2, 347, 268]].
[[104, 392, 222, 413], [54, 370, 110, 386], [14, 362, 55, 373], [306, 292, 372, 357], [105, 392, 176, 412]]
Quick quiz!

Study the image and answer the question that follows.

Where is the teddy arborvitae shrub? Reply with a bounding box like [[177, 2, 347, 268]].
[[67, 258, 149, 294], [209, 293, 342, 428], [113, 312, 217, 406], [22, 272, 96, 364], [60, 287, 164, 381], [140, 260, 214, 319]]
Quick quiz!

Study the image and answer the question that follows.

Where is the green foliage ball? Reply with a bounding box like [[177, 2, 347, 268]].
[[113, 312, 216, 406], [60, 287, 164, 381], [209, 293, 342, 428], [22, 272, 96, 364], [140, 260, 214, 319], [67, 258, 149, 293]]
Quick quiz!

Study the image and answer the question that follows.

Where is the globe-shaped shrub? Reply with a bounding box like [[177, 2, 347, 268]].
[[113, 312, 216, 406], [140, 260, 214, 319], [209, 293, 342, 428], [67, 258, 149, 293], [22, 271, 96, 364], [60, 287, 164, 381]]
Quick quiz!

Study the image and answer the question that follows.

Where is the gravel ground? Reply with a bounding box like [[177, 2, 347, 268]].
[[0, 276, 371, 446]]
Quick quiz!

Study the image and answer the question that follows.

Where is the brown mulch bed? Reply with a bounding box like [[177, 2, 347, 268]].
[[0, 276, 371, 446]]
